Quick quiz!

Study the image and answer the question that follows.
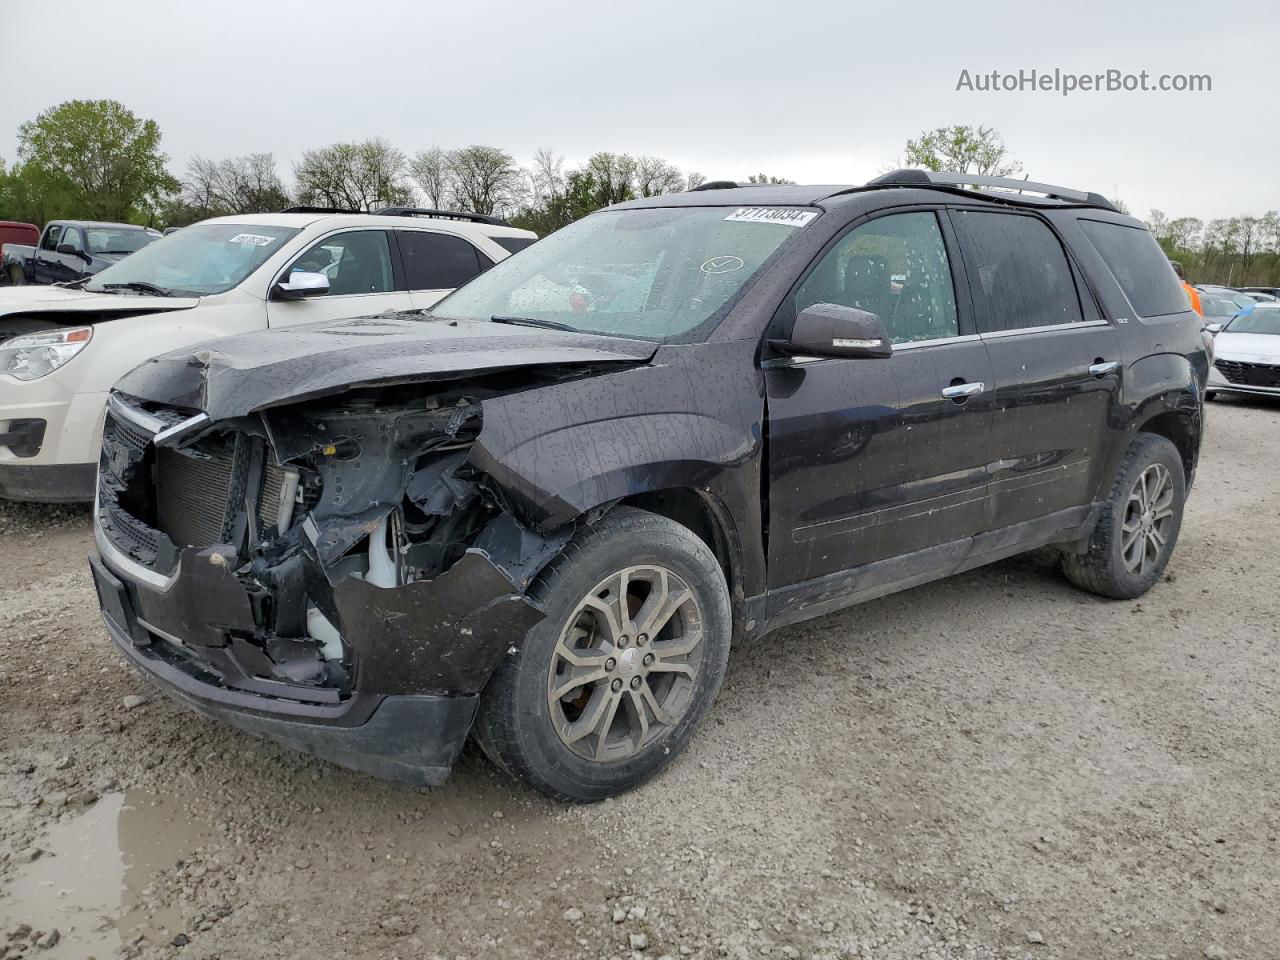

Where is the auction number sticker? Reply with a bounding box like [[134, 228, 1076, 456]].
[[723, 207, 817, 228], [228, 233, 278, 246]]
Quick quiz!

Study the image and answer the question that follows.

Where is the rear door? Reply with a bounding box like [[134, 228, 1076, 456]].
[[764, 208, 995, 596], [395, 229, 493, 308], [265, 229, 412, 328], [947, 208, 1122, 528]]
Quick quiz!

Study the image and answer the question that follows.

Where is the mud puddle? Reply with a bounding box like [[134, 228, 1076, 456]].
[[3, 789, 209, 955]]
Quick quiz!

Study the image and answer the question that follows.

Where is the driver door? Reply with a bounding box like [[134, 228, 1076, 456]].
[[764, 210, 995, 611], [266, 230, 412, 328]]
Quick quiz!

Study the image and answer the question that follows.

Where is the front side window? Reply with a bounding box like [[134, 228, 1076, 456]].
[[85, 229, 152, 255], [60, 227, 84, 252], [85, 222, 300, 296], [434, 206, 815, 342], [40, 226, 62, 251], [287, 230, 395, 296], [398, 230, 487, 290], [794, 211, 959, 344], [953, 211, 1084, 332]]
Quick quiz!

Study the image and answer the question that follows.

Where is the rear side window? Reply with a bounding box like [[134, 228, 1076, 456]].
[[492, 235, 537, 254], [952, 211, 1084, 332], [398, 231, 489, 290], [1078, 219, 1193, 317]]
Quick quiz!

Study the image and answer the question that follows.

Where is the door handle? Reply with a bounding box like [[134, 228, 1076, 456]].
[[1088, 360, 1120, 377], [941, 381, 985, 400]]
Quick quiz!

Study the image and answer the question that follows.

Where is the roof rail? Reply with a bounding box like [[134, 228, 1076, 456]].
[[279, 205, 361, 215], [868, 169, 1118, 212], [373, 206, 509, 227]]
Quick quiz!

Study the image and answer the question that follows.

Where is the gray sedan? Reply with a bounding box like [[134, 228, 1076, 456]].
[[1206, 304, 1280, 400]]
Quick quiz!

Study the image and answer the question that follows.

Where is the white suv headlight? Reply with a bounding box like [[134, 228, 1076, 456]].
[[0, 327, 93, 381]]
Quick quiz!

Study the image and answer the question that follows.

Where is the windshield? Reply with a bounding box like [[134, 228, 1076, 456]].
[[85, 228, 154, 255], [1201, 296, 1243, 317], [1226, 306, 1280, 335], [433, 205, 817, 341], [85, 222, 300, 296]]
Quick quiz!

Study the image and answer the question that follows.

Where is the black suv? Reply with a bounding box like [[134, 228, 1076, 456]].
[[90, 171, 1207, 802]]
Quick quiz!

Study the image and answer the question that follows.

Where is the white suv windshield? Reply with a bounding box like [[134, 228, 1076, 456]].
[[434, 206, 817, 341], [85, 223, 300, 296]]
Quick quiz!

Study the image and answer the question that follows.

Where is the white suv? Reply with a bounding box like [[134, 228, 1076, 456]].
[[0, 208, 537, 502]]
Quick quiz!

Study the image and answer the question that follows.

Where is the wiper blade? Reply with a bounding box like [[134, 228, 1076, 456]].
[[101, 281, 173, 297], [490, 315, 575, 332]]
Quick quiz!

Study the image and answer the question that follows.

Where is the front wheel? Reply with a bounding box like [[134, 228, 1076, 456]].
[[1062, 433, 1186, 599], [473, 507, 731, 802]]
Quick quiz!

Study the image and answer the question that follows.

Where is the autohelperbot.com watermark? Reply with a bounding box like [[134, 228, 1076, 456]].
[[955, 68, 1212, 96]]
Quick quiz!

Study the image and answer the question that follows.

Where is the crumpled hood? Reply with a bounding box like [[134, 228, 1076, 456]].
[[1215, 331, 1280, 363], [115, 313, 660, 419], [0, 285, 199, 320]]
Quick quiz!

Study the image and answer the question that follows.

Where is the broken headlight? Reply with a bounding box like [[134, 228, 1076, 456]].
[[0, 327, 93, 381]]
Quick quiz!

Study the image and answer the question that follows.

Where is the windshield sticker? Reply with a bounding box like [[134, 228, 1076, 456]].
[[723, 207, 817, 228], [700, 256, 745, 274], [228, 233, 277, 246]]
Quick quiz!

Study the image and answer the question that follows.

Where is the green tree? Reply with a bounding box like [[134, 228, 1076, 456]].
[[901, 125, 1021, 177], [746, 173, 796, 184], [16, 99, 178, 222], [447, 145, 526, 217], [294, 140, 412, 211]]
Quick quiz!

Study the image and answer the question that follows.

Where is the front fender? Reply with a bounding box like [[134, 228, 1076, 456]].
[[468, 340, 767, 592]]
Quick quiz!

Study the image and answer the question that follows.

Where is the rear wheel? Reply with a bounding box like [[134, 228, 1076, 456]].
[[1062, 433, 1186, 599], [473, 507, 731, 802], [5, 266, 25, 286]]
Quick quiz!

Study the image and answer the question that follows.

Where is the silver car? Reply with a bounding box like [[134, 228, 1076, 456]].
[[1206, 304, 1280, 400]]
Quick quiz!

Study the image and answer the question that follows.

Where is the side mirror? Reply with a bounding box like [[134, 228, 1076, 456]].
[[273, 271, 330, 301], [773, 303, 893, 359], [56, 243, 87, 259], [1204, 322, 1224, 335]]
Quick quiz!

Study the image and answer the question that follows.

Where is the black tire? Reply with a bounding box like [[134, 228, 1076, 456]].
[[473, 506, 731, 802], [1205, 391, 1217, 401], [1062, 433, 1186, 600], [6, 266, 25, 286]]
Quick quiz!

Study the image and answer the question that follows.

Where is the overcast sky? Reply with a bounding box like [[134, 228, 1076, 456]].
[[1, 0, 1275, 221]]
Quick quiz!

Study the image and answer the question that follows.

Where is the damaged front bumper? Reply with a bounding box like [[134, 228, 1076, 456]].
[[88, 385, 569, 787], [90, 534, 544, 785]]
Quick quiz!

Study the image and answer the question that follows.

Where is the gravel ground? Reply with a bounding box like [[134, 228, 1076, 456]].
[[1, 395, 1277, 960]]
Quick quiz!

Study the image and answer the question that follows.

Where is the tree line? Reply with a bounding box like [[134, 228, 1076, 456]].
[[4, 101, 1278, 287]]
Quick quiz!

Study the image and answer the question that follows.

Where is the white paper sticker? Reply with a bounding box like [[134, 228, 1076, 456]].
[[723, 207, 817, 228], [228, 233, 277, 246]]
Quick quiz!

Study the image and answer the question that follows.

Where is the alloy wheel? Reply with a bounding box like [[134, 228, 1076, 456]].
[[1121, 462, 1175, 575], [547, 565, 703, 762]]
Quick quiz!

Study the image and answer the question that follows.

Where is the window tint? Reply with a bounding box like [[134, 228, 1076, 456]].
[[60, 227, 83, 252], [397, 231, 486, 290], [492, 235, 537, 254], [289, 230, 394, 296], [952, 211, 1084, 332], [794, 211, 958, 344], [1078, 219, 1189, 318], [40, 226, 62, 251]]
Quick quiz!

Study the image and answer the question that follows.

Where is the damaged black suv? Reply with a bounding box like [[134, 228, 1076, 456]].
[[90, 171, 1207, 801]]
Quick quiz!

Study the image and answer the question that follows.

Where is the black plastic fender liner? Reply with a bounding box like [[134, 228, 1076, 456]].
[[332, 550, 545, 697]]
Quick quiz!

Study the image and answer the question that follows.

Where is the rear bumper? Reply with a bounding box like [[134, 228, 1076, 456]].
[[0, 461, 97, 502], [90, 551, 478, 786]]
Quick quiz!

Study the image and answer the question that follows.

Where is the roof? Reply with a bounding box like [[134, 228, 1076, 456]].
[[198, 212, 535, 237], [614, 184, 853, 209], [55, 220, 150, 230]]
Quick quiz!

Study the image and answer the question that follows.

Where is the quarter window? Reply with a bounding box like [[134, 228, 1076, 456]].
[[397, 230, 489, 290], [795, 211, 959, 344], [951, 211, 1084, 332], [1078, 218, 1189, 318], [288, 231, 395, 296]]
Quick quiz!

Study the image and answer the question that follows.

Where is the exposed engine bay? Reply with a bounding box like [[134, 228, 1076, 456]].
[[94, 363, 626, 706]]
